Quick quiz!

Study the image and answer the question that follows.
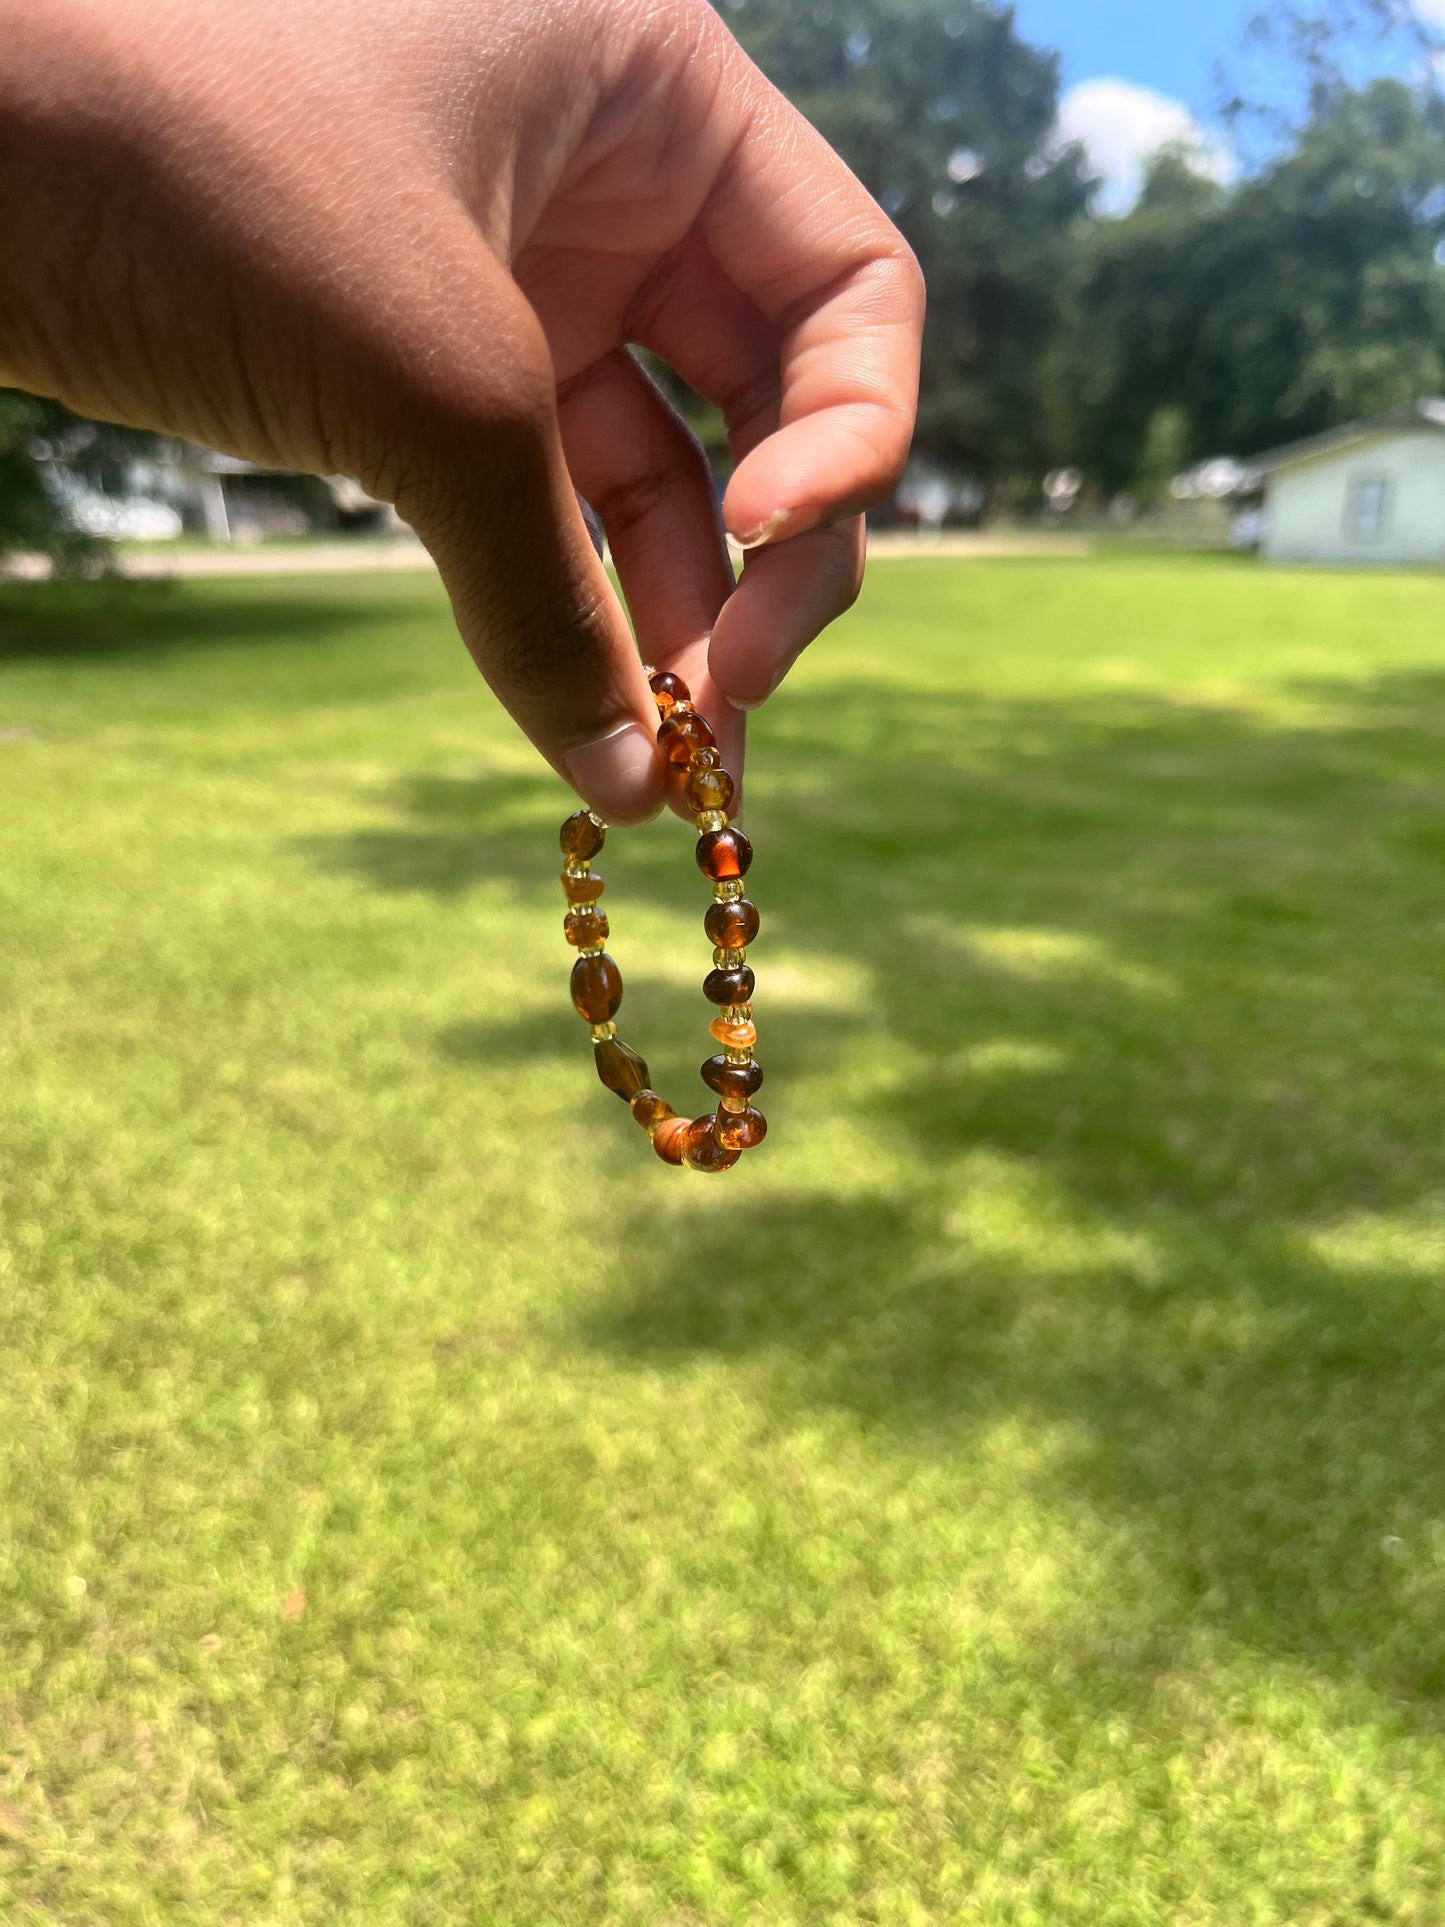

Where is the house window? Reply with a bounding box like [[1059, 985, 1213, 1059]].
[[1344, 475, 1389, 543]]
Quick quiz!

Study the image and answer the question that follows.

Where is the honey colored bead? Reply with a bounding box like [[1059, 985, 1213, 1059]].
[[564, 910, 609, 949], [685, 765, 736, 815], [560, 811, 606, 862], [595, 1037, 651, 1101], [704, 963, 755, 1006], [701, 1054, 764, 1102], [651, 1116, 691, 1165], [649, 670, 689, 716], [561, 870, 606, 906], [658, 710, 716, 770], [696, 827, 753, 881], [682, 1115, 741, 1174], [570, 953, 623, 1023], [705, 897, 760, 950], [710, 1016, 757, 1052], [716, 1106, 768, 1152], [631, 1090, 676, 1129]]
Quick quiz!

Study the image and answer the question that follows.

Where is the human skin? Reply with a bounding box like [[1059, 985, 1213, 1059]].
[[0, 0, 923, 822]]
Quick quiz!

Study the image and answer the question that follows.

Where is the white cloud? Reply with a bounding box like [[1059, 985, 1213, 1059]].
[[1055, 78, 1235, 216], [1416, 0, 1445, 20]]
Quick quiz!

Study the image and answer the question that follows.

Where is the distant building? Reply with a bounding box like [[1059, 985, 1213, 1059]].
[[1257, 400, 1445, 567]]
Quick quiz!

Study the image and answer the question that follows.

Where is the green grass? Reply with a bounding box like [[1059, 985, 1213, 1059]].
[[3, 554, 1445, 1923]]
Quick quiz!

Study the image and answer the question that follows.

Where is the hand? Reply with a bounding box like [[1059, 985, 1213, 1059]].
[[0, 0, 923, 821]]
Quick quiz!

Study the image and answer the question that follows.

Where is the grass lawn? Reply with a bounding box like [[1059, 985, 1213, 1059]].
[[3, 554, 1445, 1922]]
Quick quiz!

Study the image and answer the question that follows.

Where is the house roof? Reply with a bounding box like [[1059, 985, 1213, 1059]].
[[1256, 399, 1445, 473]]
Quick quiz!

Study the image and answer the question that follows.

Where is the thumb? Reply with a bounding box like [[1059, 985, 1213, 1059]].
[[388, 284, 663, 827]]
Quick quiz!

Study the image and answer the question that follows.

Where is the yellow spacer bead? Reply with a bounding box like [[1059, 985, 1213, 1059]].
[[724, 1003, 752, 1025], [692, 746, 721, 769], [724, 1045, 753, 1066], [579, 943, 606, 959], [713, 879, 745, 902], [590, 1021, 618, 1042], [696, 810, 729, 834], [719, 1090, 748, 1113], [712, 946, 747, 969]]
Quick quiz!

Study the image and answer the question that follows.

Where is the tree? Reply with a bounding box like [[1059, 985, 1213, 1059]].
[[716, 0, 1092, 486]]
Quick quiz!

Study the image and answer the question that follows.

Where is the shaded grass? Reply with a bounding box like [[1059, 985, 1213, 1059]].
[[2, 556, 1445, 1921]]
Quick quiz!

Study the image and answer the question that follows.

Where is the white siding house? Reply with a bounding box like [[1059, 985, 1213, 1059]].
[[1259, 400, 1445, 567]]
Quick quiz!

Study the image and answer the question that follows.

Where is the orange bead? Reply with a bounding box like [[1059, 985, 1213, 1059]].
[[565, 910, 609, 949], [696, 828, 752, 881], [710, 1016, 757, 1052], [560, 811, 606, 862], [560, 870, 605, 906], [570, 953, 623, 1023], [715, 1107, 767, 1152], [651, 1116, 691, 1165], [649, 670, 689, 717], [631, 1090, 676, 1129], [681, 1115, 741, 1174], [658, 711, 716, 770]]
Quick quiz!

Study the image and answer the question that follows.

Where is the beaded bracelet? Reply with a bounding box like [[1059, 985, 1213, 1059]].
[[558, 667, 765, 1173]]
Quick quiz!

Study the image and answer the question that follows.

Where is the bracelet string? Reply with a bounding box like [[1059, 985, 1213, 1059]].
[[558, 668, 766, 1173]]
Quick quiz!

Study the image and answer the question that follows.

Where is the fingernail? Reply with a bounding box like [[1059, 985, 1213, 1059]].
[[727, 647, 806, 713], [735, 508, 795, 550], [564, 722, 663, 826]]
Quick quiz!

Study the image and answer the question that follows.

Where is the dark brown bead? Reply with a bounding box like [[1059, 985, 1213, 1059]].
[[701, 1054, 764, 1102], [696, 827, 752, 881], [685, 765, 736, 815], [652, 1116, 691, 1165], [594, 1037, 651, 1101], [704, 897, 760, 950], [703, 964, 755, 1007], [682, 1115, 741, 1174], [658, 710, 716, 770], [631, 1090, 676, 1129], [715, 1107, 767, 1152], [560, 870, 606, 906], [649, 670, 689, 717], [564, 910, 609, 949], [570, 953, 623, 1023], [560, 811, 606, 862]]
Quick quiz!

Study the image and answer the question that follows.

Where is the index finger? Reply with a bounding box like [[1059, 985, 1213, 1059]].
[[698, 26, 925, 549]]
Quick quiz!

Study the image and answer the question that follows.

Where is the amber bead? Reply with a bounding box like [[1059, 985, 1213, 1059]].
[[594, 1037, 650, 1101], [681, 1115, 742, 1174], [696, 827, 752, 881], [560, 811, 606, 862], [715, 1107, 767, 1152], [631, 1090, 676, 1129], [704, 964, 755, 1007], [649, 670, 689, 717], [652, 1116, 691, 1165], [570, 953, 623, 1023], [704, 896, 759, 950], [564, 910, 609, 949], [658, 710, 716, 770], [685, 765, 736, 815], [710, 1016, 757, 1052], [560, 870, 606, 906], [701, 1053, 764, 1102]]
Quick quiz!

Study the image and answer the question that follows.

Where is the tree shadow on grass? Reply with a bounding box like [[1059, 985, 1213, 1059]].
[[0, 577, 403, 660], [306, 663, 1445, 1718]]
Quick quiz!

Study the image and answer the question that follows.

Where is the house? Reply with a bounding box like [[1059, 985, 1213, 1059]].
[[1257, 400, 1445, 567]]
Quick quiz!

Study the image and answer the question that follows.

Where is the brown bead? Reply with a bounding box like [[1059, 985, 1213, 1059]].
[[681, 1115, 741, 1174], [658, 710, 716, 770], [631, 1090, 676, 1129], [564, 910, 609, 949], [704, 897, 759, 950], [560, 811, 606, 862], [685, 765, 736, 815], [570, 953, 623, 1024], [594, 1037, 651, 1101], [701, 1054, 764, 1102], [710, 1016, 757, 1052], [715, 1107, 767, 1152], [652, 1116, 691, 1166], [560, 870, 606, 906], [649, 670, 689, 717], [703, 964, 755, 1007], [696, 827, 753, 881]]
